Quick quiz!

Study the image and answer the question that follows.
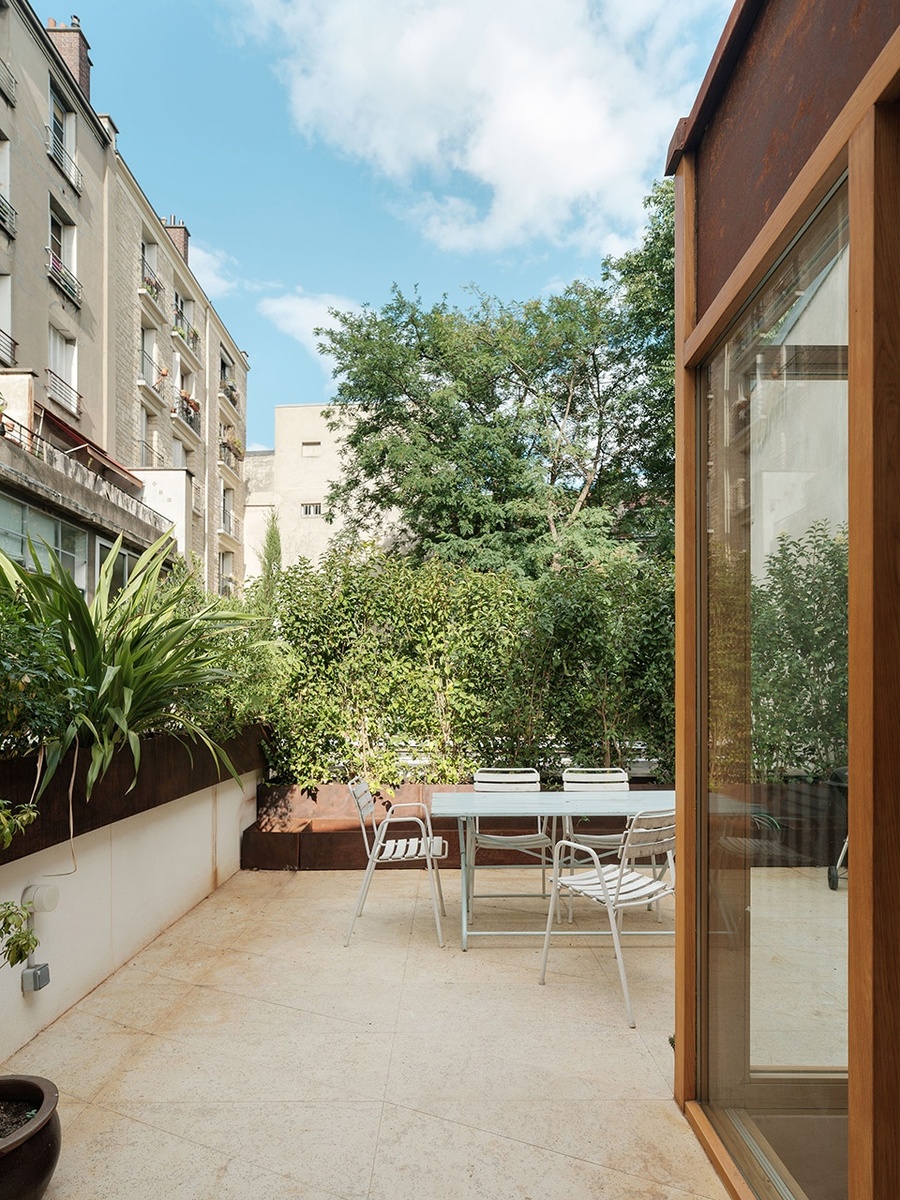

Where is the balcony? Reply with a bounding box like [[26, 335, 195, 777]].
[[171, 393, 201, 434], [45, 368, 82, 417], [47, 250, 83, 306], [44, 127, 83, 192], [172, 313, 201, 357], [0, 326, 16, 367], [219, 508, 242, 540], [218, 440, 243, 473], [139, 258, 165, 307], [218, 379, 240, 407], [0, 190, 16, 237], [138, 351, 169, 402], [0, 58, 16, 106], [139, 440, 164, 468]]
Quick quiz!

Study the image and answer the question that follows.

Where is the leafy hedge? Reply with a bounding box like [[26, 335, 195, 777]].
[[261, 543, 674, 787]]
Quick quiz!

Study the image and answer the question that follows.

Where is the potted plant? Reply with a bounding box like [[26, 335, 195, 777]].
[[0, 1075, 61, 1200], [0, 533, 258, 1194]]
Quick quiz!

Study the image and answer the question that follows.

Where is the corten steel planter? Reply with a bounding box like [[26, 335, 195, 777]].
[[0, 1075, 61, 1200]]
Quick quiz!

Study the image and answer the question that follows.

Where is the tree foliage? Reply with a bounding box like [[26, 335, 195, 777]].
[[318, 182, 675, 572], [263, 543, 674, 788]]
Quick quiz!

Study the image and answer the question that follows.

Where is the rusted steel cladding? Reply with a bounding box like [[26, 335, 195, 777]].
[[696, 0, 900, 317]]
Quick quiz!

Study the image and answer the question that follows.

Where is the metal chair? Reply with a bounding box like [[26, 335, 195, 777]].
[[467, 767, 547, 916], [344, 777, 447, 947], [539, 809, 676, 1026], [562, 766, 630, 858]]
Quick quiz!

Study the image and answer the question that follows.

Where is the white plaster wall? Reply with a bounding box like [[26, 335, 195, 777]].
[[0, 770, 259, 1062]]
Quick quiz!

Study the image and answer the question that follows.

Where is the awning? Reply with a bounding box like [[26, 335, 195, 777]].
[[38, 409, 143, 494]]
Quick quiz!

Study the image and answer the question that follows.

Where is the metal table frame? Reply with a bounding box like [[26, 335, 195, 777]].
[[430, 791, 677, 949]]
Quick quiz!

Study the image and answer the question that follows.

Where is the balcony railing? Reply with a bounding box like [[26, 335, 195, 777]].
[[0, 190, 16, 237], [47, 251, 83, 306], [0, 325, 16, 367], [45, 127, 83, 192], [172, 314, 200, 356], [219, 509, 241, 540], [218, 441, 243, 472], [218, 379, 239, 406], [0, 413, 168, 532], [0, 59, 17, 106], [45, 368, 82, 416], [139, 440, 165, 468], [171, 394, 200, 433], [139, 351, 169, 399], [139, 258, 165, 306]]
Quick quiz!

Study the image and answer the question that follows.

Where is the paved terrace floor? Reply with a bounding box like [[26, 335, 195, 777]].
[[3, 867, 729, 1200]]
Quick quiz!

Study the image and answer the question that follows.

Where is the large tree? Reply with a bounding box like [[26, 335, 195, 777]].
[[318, 181, 675, 573]]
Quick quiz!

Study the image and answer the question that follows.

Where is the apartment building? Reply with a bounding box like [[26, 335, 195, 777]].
[[0, 2, 247, 596], [244, 405, 343, 576]]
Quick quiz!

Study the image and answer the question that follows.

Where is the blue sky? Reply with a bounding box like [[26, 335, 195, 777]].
[[44, 0, 732, 448]]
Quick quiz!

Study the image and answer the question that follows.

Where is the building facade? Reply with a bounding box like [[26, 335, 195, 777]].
[[244, 404, 343, 577], [0, 2, 247, 596], [669, 3, 900, 1199]]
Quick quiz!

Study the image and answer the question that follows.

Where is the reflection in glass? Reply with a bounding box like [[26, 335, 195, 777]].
[[702, 183, 848, 1200]]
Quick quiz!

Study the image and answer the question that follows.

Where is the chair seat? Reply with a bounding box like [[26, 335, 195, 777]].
[[378, 836, 447, 862], [561, 864, 671, 908], [472, 831, 551, 850]]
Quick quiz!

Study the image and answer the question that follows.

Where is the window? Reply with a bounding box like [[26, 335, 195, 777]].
[[0, 489, 87, 590], [221, 486, 236, 535], [218, 550, 234, 596], [47, 324, 78, 414], [97, 539, 141, 597], [47, 85, 81, 190], [48, 200, 80, 304], [0, 273, 13, 366], [171, 438, 186, 470], [301, 442, 321, 457], [301, 502, 322, 517], [140, 238, 163, 303], [0, 135, 15, 237]]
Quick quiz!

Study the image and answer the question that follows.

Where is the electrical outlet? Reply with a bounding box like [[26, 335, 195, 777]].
[[21, 963, 50, 992]]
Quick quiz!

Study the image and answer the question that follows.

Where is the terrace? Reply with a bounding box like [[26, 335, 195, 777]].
[[1, 861, 731, 1200]]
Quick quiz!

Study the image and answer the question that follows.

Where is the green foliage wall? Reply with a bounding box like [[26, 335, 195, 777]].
[[263, 544, 674, 787]]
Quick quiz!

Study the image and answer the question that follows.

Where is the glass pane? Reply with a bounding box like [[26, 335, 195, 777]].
[[26, 510, 57, 570], [702, 182, 848, 1199]]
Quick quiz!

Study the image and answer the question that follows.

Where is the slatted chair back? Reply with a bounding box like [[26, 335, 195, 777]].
[[349, 776, 379, 856], [473, 767, 540, 792], [563, 767, 629, 792], [611, 809, 676, 902]]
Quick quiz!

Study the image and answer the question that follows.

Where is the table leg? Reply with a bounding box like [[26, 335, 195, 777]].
[[458, 815, 469, 951]]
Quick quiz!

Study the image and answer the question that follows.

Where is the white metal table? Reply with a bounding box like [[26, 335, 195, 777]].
[[430, 790, 677, 949]]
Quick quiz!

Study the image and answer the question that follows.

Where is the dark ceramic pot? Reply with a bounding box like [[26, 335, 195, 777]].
[[0, 1076, 61, 1200]]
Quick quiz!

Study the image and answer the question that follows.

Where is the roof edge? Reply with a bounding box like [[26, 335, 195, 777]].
[[665, 0, 766, 174]]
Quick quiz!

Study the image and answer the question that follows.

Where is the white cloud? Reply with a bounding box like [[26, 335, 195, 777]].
[[258, 290, 361, 376], [190, 245, 240, 299], [233, 0, 730, 254]]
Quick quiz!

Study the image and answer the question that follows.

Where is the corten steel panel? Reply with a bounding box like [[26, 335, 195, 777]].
[[0, 725, 265, 864], [695, 0, 900, 317]]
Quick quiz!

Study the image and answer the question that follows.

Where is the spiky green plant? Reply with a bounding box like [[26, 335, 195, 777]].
[[0, 530, 255, 801]]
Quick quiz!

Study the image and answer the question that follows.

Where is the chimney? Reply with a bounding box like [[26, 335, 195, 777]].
[[46, 16, 92, 102], [164, 216, 190, 265]]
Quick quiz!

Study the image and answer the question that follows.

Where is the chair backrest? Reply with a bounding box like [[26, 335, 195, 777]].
[[619, 809, 676, 867], [348, 776, 379, 855], [563, 767, 629, 792], [473, 767, 540, 792]]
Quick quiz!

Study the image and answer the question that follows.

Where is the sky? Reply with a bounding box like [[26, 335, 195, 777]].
[[42, 0, 733, 449]]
